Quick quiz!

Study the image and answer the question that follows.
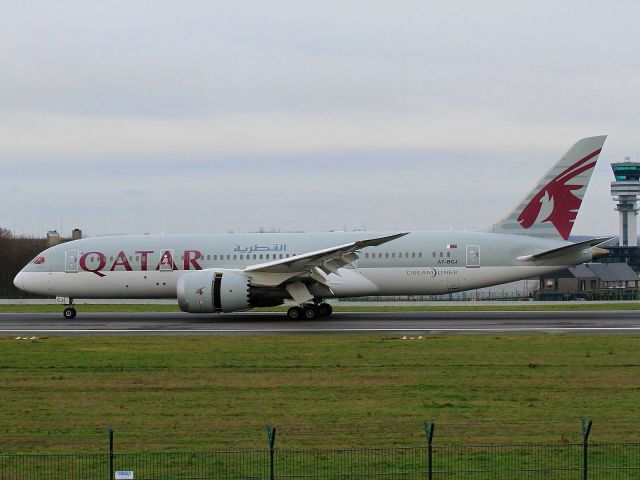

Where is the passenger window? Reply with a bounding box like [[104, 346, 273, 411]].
[[233, 255, 237, 260], [432, 252, 436, 257], [213, 255, 217, 260], [227, 255, 230, 260], [385, 253, 389, 258], [240, 255, 243, 260], [419, 252, 422, 258], [405, 252, 409, 258], [279, 254, 283, 259], [365, 253, 369, 258], [412, 252, 415, 258], [207, 255, 211, 260], [392, 253, 396, 258], [439, 252, 443, 257], [447, 252, 451, 257]]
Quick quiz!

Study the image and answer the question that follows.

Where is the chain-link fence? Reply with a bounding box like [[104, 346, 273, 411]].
[[2, 425, 640, 480], [2, 444, 640, 479]]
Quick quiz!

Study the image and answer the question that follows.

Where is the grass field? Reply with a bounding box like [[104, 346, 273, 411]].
[[2, 302, 640, 313], [1, 334, 640, 453]]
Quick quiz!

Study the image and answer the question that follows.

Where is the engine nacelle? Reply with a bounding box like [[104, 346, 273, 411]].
[[177, 269, 251, 313]]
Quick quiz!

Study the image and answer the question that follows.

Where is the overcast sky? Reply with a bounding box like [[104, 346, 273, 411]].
[[1, 1, 638, 238]]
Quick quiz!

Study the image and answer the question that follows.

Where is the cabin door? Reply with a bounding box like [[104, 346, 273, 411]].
[[65, 250, 79, 272], [466, 245, 480, 268]]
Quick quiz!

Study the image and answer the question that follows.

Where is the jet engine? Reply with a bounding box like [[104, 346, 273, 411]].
[[177, 269, 251, 313], [177, 269, 284, 313]]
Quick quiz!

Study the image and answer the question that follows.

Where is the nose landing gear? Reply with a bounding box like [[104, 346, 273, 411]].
[[57, 297, 76, 319]]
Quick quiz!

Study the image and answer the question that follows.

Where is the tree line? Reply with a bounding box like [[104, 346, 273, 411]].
[[0, 228, 48, 298]]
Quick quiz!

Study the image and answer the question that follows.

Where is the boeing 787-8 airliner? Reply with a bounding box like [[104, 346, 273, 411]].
[[14, 136, 610, 320]]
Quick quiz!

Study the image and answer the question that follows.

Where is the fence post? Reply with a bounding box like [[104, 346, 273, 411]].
[[267, 424, 277, 480], [423, 420, 435, 480], [581, 417, 592, 480], [108, 426, 114, 480]]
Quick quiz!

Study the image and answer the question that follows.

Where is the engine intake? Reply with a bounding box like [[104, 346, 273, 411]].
[[177, 269, 251, 313]]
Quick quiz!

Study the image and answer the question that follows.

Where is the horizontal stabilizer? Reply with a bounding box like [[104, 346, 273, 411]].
[[517, 237, 613, 262]]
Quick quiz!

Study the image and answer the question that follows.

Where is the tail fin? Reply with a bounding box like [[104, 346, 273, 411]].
[[491, 135, 607, 240]]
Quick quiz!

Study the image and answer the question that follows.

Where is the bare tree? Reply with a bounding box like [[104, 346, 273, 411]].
[[0, 228, 47, 298]]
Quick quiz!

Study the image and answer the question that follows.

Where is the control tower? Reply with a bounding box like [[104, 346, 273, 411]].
[[611, 157, 640, 246]]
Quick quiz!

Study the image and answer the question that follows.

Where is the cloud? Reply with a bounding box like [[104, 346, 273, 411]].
[[0, 0, 637, 238], [0, 110, 617, 160]]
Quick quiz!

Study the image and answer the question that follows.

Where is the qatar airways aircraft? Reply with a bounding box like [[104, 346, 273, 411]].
[[15, 136, 610, 320]]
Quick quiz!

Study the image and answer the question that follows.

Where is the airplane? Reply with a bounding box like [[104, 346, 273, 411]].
[[14, 135, 611, 320]]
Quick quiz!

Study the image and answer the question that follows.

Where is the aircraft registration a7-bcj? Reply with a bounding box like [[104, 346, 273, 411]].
[[15, 136, 611, 320]]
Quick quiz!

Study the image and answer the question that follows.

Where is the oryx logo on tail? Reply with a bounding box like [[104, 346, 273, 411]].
[[517, 149, 601, 240], [491, 136, 606, 240]]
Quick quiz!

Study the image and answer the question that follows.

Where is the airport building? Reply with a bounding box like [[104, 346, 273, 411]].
[[534, 263, 638, 301], [610, 158, 640, 247], [593, 158, 640, 271]]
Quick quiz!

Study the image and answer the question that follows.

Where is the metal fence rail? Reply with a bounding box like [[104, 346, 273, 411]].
[[2, 443, 640, 480], [433, 444, 582, 479], [590, 443, 640, 480], [0, 453, 109, 480], [115, 451, 270, 480]]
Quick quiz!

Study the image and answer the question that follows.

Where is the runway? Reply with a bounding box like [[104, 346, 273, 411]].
[[2, 310, 640, 335]]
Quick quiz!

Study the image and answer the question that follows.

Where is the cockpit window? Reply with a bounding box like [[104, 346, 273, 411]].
[[31, 256, 46, 265]]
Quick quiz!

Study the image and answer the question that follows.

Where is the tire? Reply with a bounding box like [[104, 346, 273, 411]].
[[317, 303, 333, 317], [63, 307, 76, 319], [287, 306, 303, 320], [303, 306, 318, 320]]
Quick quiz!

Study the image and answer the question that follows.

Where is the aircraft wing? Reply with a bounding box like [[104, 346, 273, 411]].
[[243, 232, 408, 297], [516, 237, 613, 262]]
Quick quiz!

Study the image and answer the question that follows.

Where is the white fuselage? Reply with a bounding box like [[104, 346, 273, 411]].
[[15, 230, 591, 300]]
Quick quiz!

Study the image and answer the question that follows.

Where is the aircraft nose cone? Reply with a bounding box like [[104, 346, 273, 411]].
[[13, 272, 24, 290]]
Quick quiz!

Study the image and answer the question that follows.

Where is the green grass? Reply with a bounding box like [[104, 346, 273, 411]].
[[2, 302, 640, 313], [1, 334, 639, 453]]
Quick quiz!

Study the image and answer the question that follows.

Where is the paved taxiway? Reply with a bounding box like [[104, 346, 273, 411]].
[[1, 311, 640, 335]]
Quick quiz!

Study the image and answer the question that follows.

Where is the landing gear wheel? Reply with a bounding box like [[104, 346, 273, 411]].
[[317, 303, 333, 317], [303, 305, 318, 320], [63, 307, 77, 319], [287, 306, 303, 320]]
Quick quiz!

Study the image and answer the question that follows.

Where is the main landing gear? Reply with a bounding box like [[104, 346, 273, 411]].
[[57, 297, 77, 319], [287, 301, 333, 320]]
